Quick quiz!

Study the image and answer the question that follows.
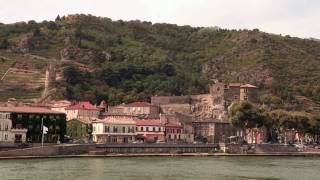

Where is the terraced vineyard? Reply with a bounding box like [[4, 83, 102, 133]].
[[0, 51, 50, 102]]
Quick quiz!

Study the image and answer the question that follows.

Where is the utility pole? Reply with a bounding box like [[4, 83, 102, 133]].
[[41, 117, 44, 147]]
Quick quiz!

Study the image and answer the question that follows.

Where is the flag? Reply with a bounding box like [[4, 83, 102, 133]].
[[43, 125, 48, 134]]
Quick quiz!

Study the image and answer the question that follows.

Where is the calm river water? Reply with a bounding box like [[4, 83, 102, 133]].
[[0, 156, 319, 180]]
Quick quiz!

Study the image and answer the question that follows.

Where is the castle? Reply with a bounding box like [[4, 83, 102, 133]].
[[151, 81, 258, 143]]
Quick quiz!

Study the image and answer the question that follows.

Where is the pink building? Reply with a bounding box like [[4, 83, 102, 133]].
[[135, 119, 165, 142]]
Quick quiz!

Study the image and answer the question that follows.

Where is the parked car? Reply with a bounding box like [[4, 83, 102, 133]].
[[155, 140, 165, 144]]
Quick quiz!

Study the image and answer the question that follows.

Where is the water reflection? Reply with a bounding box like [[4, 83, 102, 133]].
[[0, 157, 319, 180]]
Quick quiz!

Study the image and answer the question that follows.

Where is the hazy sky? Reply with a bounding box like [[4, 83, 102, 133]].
[[0, 0, 319, 38]]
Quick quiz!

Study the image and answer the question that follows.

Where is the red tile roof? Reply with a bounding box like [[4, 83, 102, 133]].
[[124, 102, 153, 107], [165, 122, 182, 128], [136, 119, 164, 126], [66, 102, 98, 110]]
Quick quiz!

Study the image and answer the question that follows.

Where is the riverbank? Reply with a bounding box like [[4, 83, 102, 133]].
[[2, 151, 320, 160], [1, 143, 320, 159]]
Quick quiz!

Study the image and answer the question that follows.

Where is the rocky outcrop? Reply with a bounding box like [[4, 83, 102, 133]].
[[60, 46, 109, 63], [11, 36, 34, 53]]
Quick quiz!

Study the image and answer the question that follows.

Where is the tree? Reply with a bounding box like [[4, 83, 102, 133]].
[[268, 109, 291, 143], [55, 15, 61, 21], [288, 111, 312, 144], [0, 38, 9, 49], [228, 101, 266, 143]]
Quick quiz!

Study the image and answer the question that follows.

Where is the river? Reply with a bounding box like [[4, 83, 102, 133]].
[[0, 156, 319, 180]]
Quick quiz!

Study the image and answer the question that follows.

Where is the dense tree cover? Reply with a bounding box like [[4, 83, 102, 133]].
[[1, 14, 320, 108], [66, 119, 92, 141], [229, 101, 320, 144]]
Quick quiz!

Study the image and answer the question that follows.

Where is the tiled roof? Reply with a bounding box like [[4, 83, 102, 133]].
[[52, 100, 72, 108], [165, 122, 182, 128], [124, 102, 153, 107], [136, 119, 163, 126], [0, 106, 64, 114], [93, 116, 136, 125], [228, 83, 241, 87], [66, 102, 98, 110], [240, 84, 257, 88]]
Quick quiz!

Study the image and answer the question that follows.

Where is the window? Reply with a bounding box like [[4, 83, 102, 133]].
[[158, 127, 161, 132], [153, 127, 156, 132], [4, 134, 8, 140], [140, 127, 143, 131], [136, 127, 138, 131], [244, 88, 248, 93], [146, 127, 149, 132], [105, 126, 109, 133], [113, 127, 118, 133], [122, 127, 126, 133], [234, 95, 238, 100], [244, 95, 248, 100]]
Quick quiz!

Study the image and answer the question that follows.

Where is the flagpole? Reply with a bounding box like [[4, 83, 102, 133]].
[[41, 117, 44, 147]]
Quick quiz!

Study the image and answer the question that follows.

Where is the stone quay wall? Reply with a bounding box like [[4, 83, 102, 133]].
[[0, 144, 93, 157], [226, 144, 298, 154], [91, 144, 219, 154]]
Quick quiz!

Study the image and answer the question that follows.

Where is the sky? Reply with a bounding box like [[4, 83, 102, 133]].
[[0, 0, 319, 38]]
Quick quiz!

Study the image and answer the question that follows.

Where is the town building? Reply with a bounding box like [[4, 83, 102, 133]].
[[108, 102, 159, 116], [210, 82, 258, 108], [65, 101, 100, 122], [135, 119, 165, 142], [165, 121, 184, 143], [50, 100, 72, 114], [0, 106, 66, 143], [193, 119, 235, 143], [92, 115, 136, 144], [160, 114, 195, 143], [0, 112, 27, 144]]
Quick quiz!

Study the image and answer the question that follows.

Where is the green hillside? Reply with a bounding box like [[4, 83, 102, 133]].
[[0, 14, 319, 112]]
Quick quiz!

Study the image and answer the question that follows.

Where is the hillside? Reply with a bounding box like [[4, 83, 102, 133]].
[[0, 14, 319, 112]]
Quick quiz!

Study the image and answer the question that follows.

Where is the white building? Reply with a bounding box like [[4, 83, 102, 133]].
[[92, 115, 136, 144], [0, 112, 27, 144]]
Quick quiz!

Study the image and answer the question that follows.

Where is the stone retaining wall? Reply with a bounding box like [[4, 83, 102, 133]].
[[0, 144, 93, 157]]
